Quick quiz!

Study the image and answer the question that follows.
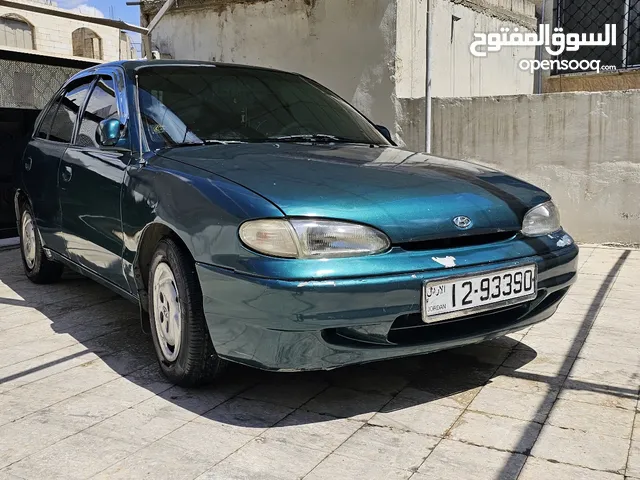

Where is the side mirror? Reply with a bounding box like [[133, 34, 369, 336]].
[[97, 118, 122, 147], [375, 125, 395, 145]]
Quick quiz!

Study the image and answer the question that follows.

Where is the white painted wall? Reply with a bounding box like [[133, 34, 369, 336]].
[[147, 0, 537, 146], [0, 0, 134, 61], [395, 0, 537, 100], [149, 0, 398, 131]]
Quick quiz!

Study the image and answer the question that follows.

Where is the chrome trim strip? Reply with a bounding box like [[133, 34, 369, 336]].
[[134, 73, 147, 159], [132, 63, 218, 72]]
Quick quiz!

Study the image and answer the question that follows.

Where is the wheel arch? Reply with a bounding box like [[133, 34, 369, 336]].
[[13, 188, 31, 221], [133, 221, 195, 311], [13, 189, 45, 248]]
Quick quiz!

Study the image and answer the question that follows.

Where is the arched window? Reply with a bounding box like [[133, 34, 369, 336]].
[[72, 27, 102, 60], [0, 14, 34, 50]]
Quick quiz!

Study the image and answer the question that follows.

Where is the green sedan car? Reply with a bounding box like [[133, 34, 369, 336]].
[[14, 60, 578, 386]]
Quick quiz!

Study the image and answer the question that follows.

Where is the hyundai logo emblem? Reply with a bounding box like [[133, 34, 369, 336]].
[[453, 215, 472, 229]]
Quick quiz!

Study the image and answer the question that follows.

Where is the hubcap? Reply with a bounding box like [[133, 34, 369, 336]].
[[21, 212, 37, 269], [152, 262, 182, 362]]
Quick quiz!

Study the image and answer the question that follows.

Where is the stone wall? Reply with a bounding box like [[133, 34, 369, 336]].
[[0, 1, 133, 61], [545, 71, 640, 94]]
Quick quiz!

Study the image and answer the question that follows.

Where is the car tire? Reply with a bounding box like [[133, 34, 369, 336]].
[[148, 237, 227, 387], [18, 203, 64, 284]]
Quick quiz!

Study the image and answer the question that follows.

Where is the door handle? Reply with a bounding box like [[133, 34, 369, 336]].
[[61, 165, 73, 182], [24, 157, 32, 171]]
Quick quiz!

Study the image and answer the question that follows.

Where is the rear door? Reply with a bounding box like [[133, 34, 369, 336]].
[[20, 77, 92, 253], [58, 74, 132, 291]]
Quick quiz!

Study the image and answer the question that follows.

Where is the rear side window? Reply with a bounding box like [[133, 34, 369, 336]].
[[35, 94, 62, 140], [48, 78, 93, 144], [75, 77, 119, 148]]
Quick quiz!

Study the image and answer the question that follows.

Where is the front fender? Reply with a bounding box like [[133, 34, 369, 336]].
[[121, 156, 284, 276]]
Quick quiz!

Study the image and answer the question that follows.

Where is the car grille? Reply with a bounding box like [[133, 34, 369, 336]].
[[397, 231, 517, 251]]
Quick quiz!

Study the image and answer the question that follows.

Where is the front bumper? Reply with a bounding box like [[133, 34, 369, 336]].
[[196, 242, 579, 371]]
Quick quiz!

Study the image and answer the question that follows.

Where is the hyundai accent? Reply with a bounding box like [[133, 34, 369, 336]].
[[14, 60, 578, 386]]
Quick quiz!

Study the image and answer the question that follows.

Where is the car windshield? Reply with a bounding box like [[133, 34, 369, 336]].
[[136, 65, 390, 149]]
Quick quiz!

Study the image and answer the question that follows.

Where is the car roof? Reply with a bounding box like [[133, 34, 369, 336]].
[[71, 59, 300, 78], [62, 59, 304, 89]]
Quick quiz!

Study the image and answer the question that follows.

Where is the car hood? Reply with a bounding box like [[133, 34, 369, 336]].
[[157, 143, 550, 244]]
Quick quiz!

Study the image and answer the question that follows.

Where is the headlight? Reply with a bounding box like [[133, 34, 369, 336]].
[[238, 218, 390, 259], [521, 201, 561, 236]]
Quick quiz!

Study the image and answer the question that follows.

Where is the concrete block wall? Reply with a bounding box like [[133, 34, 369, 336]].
[[0, 1, 129, 61], [431, 92, 640, 245]]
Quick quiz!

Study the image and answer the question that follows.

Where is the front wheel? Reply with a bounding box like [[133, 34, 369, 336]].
[[18, 204, 64, 284], [148, 238, 227, 387]]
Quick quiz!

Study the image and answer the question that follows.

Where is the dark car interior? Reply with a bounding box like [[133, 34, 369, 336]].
[[136, 66, 386, 150]]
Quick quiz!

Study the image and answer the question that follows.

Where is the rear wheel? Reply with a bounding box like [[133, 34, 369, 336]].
[[19, 203, 64, 284], [148, 238, 227, 387]]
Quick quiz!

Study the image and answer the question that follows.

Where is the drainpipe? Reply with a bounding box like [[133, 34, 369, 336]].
[[425, 0, 433, 153]]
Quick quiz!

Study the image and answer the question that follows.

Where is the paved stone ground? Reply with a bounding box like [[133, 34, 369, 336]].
[[0, 245, 638, 480]]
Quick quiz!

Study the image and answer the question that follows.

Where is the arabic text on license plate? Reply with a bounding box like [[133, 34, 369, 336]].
[[422, 265, 537, 323]]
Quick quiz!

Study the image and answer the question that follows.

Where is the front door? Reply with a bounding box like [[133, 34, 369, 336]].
[[59, 75, 132, 291]]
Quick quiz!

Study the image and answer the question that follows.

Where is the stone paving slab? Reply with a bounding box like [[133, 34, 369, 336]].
[[0, 246, 638, 479]]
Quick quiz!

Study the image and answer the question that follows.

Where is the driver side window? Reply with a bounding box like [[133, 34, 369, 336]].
[[35, 93, 62, 140], [75, 76, 123, 149], [48, 79, 93, 144]]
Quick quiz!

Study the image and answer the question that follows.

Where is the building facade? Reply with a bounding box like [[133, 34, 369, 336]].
[[140, 0, 538, 151], [0, 0, 136, 62]]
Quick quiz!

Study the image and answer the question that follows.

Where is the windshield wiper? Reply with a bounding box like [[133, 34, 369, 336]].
[[164, 139, 246, 149], [261, 134, 369, 144], [203, 139, 247, 145], [164, 141, 206, 148]]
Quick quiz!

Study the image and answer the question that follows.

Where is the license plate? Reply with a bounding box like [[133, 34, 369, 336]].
[[422, 264, 538, 323]]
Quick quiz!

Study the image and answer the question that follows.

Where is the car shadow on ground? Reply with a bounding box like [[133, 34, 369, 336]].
[[0, 247, 635, 431]]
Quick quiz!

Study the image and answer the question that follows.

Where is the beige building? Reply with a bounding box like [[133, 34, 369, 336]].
[[0, 0, 136, 61], [140, 0, 537, 150]]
